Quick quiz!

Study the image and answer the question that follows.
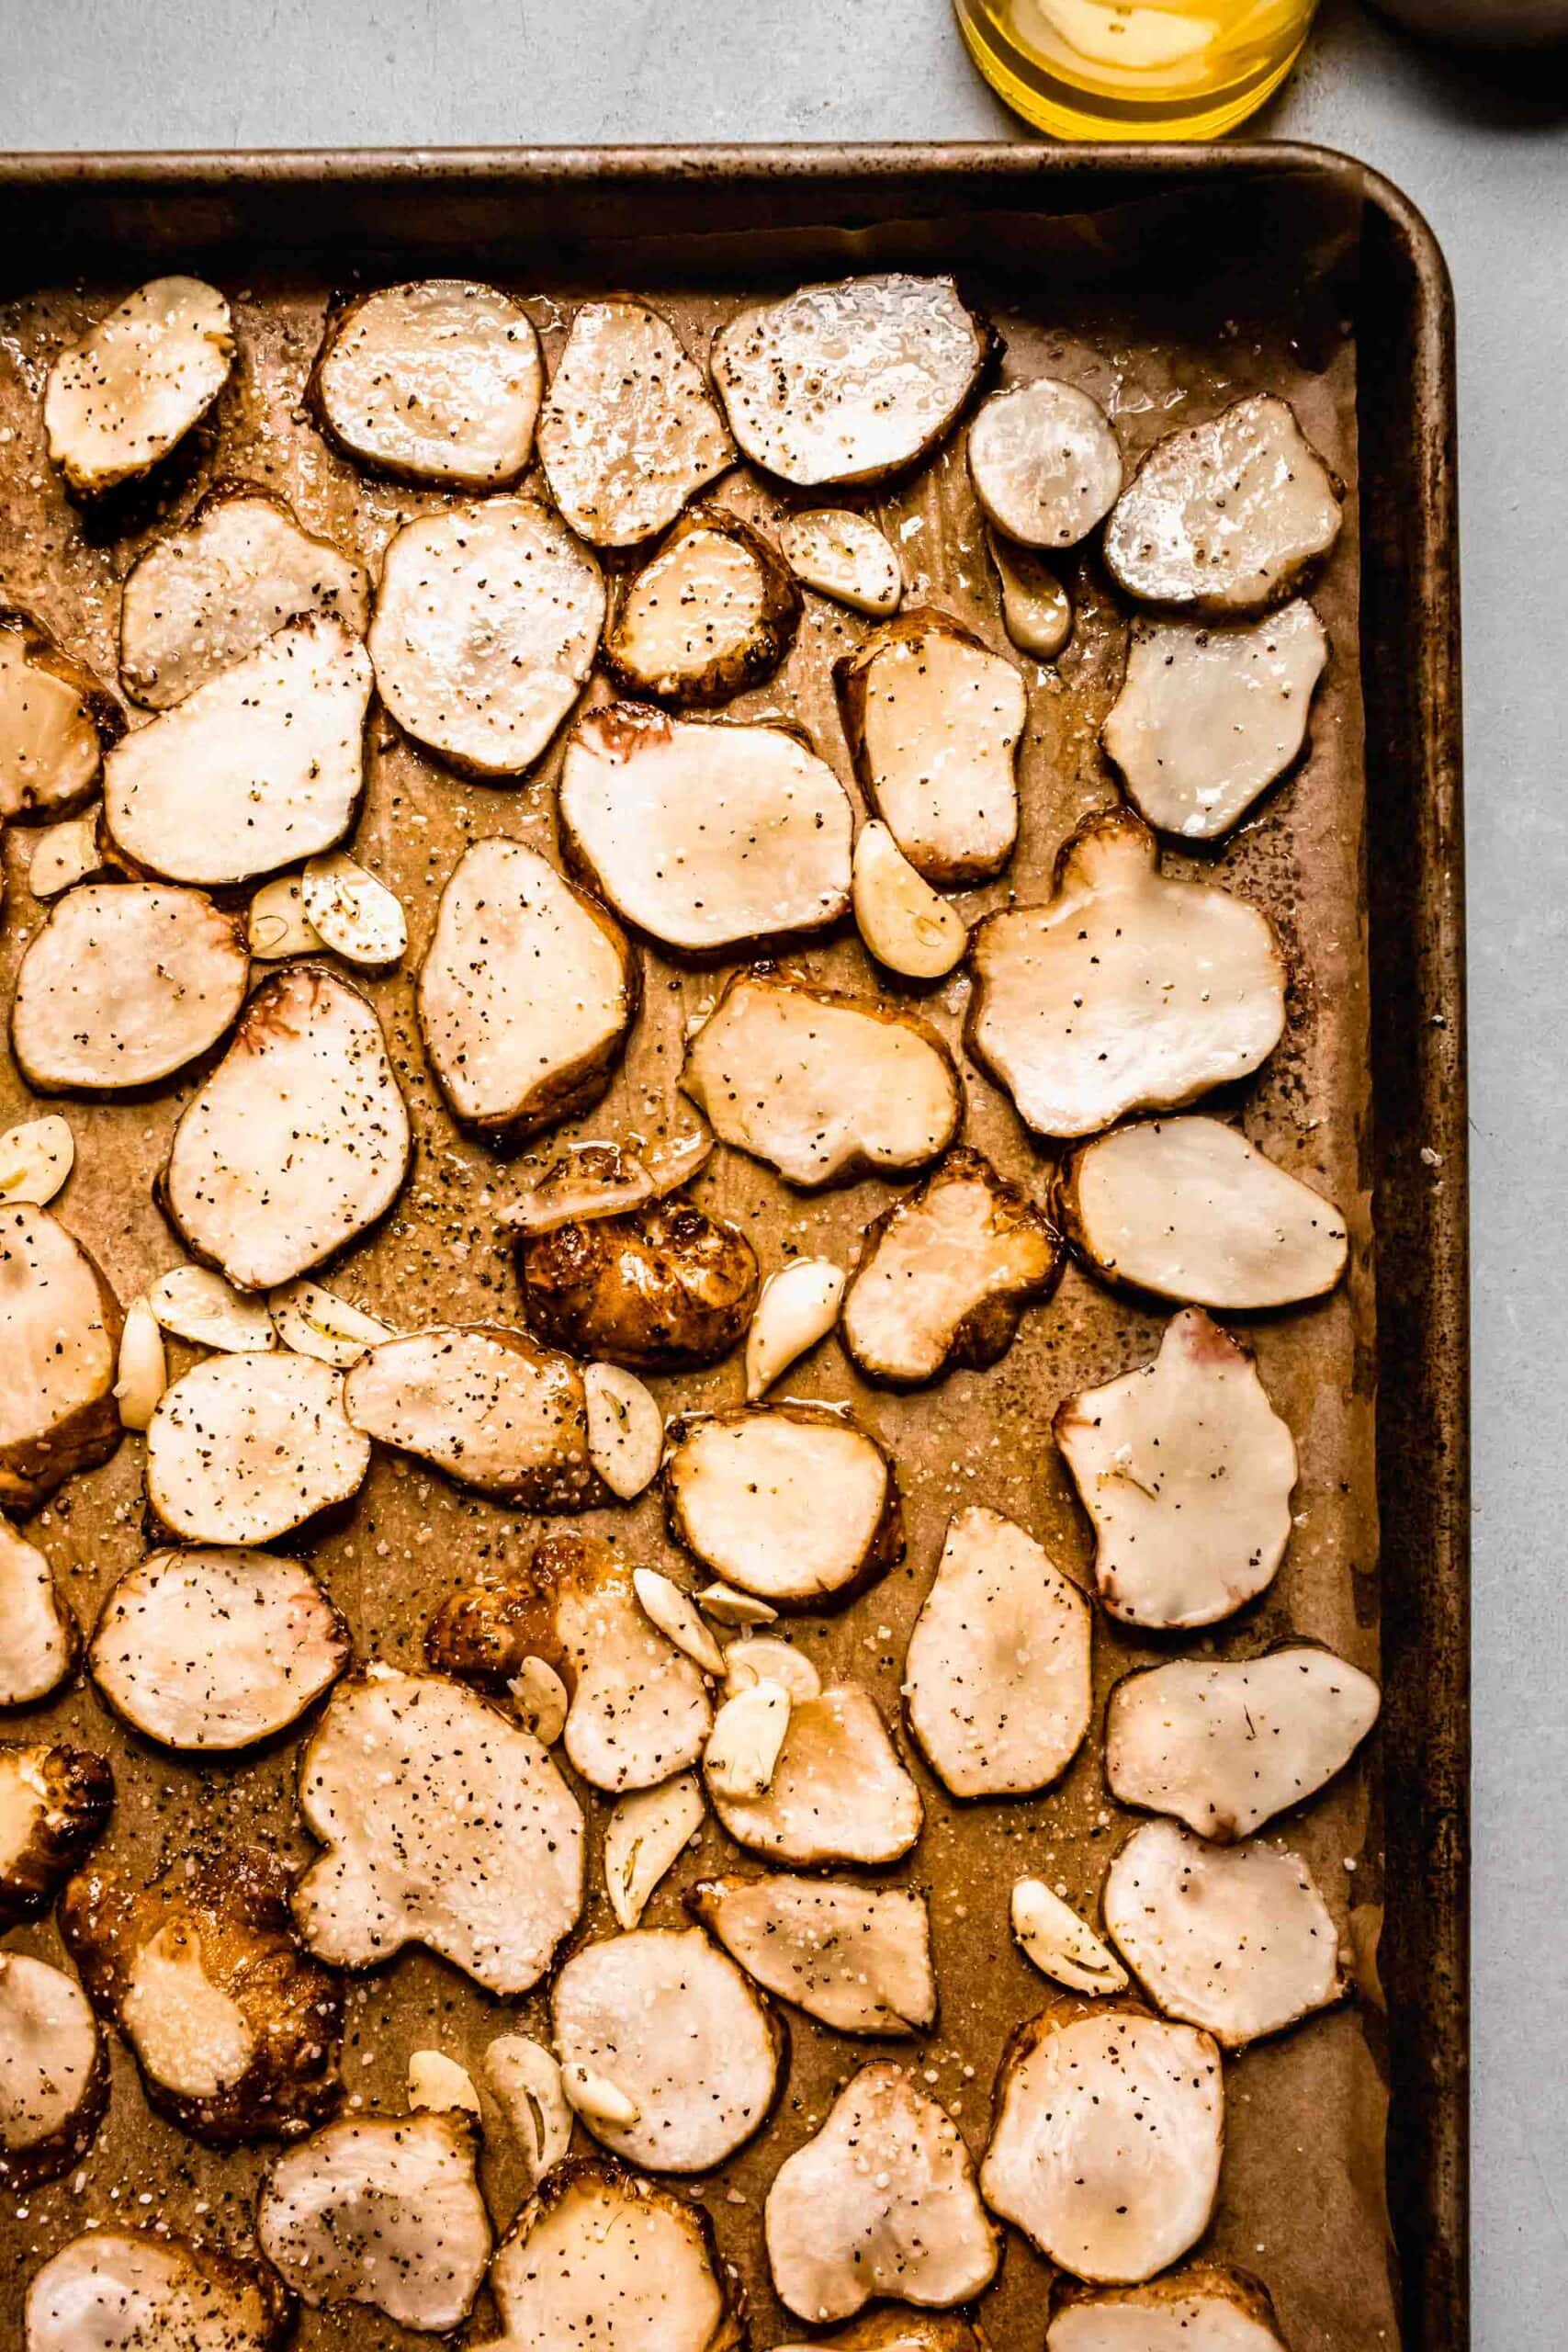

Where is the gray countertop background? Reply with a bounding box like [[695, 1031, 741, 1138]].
[[2, 0, 1564, 2341]]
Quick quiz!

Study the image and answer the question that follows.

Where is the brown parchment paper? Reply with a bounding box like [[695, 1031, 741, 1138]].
[[0, 209, 1397, 2352]]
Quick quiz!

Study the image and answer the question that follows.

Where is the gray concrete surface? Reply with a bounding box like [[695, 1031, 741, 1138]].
[[0, 0, 1563, 2340]]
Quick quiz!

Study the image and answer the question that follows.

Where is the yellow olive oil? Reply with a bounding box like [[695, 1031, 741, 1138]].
[[953, 0, 1319, 138]]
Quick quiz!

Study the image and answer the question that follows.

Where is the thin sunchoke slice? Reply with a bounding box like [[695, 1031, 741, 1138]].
[[1048, 2266, 1289, 2352], [981, 1997, 1224, 2284], [426, 1532, 710, 1794], [537, 299, 733, 548], [475, 2157, 746, 2352], [0, 1951, 107, 2187], [967, 377, 1122, 548], [293, 1665, 584, 1994], [418, 839, 637, 1139], [0, 1519, 80, 1705], [836, 607, 1026, 884], [708, 1684, 922, 1866], [0, 606, 123, 820], [682, 969, 961, 1189], [842, 1148, 1061, 1386], [310, 279, 542, 487], [368, 498, 604, 777], [905, 1505, 1091, 1799], [103, 613, 371, 887], [43, 277, 234, 497], [0, 1206, 123, 1511], [558, 703, 852, 953], [1101, 1817, 1345, 2049], [966, 810, 1285, 1139], [1059, 1115, 1348, 1308], [61, 1846, 344, 2144], [344, 1326, 596, 1509], [1103, 393, 1342, 614], [664, 1404, 902, 1610], [25, 2231, 294, 2352], [1105, 1645, 1382, 1842], [688, 1873, 936, 2033], [0, 1744, 113, 1929], [119, 483, 370, 708], [712, 275, 989, 488], [258, 2109, 491, 2332], [146, 1351, 370, 1546], [604, 505, 802, 706], [780, 509, 903, 616], [551, 1926, 784, 2171], [765, 2061, 998, 2322], [519, 1192, 759, 1373], [13, 883, 249, 1093], [88, 1546, 350, 1750], [162, 963, 410, 1292], [1103, 601, 1329, 840], [1055, 1307, 1298, 1630]]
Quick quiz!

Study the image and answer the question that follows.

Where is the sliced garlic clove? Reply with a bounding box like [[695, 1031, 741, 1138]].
[[300, 850, 407, 969], [115, 1297, 167, 1431], [705, 1679, 791, 1802], [779, 509, 903, 616], [29, 815, 104, 899], [632, 1567, 727, 1677], [990, 535, 1073, 660], [148, 1263, 276, 1352], [484, 2033, 572, 2181], [744, 1257, 846, 1400], [267, 1277, 391, 1368], [851, 820, 967, 980], [1011, 1877, 1128, 1996], [722, 1637, 821, 1706], [585, 1363, 664, 1499], [604, 1771, 705, 1931], [247, 874, 323, 959], [561, 2063, 641, 2130], [510, 1656, 570, 1747], [0, 1114, 74, 1208], [697, 1582, 779, 1627], [408, 2049, 482, 2116]]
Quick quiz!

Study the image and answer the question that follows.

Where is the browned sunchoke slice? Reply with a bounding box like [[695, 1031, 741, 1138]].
[[708, 1684, 922, 1866], [604, 505, 802, 706], [368, 498, 604, 777], [310, 280, 542, 488], [293, 1665, 584, 1992], [0, 607, 122, 820], [981, 1997, 1224, 2284], [664, 1404, 902, 1610], [0, 1951, 107, 2188], [418, 838, 637, 1139], [765, 2061, 998, 2322], [1059, 1115, 1348, 1309], [519, 1191, 759, 1373], [88, 1546, 349, 1750], [836, 608, 1025, 884], [119, 483, 370, 708], [25, 2231, 294, 2352], [426, 1532, 711, 1793], [146, 1351, 370, 1546], [344, 1326, 596, 1509], [905, 1505, 1091, 1798], [558, 703, 853, 953], [1102, 601, 1329, 840], [712, 275, 988, 488], [61, 1846, 343, 2143], [162, 964, 410, 1292], [0, 1520, 80, 1705], [1104, 394, 1342, 614], [967, 811, 1285, 1139], [551, 1926, 784, 2171], [688, 1873, 936, 2033], [475, 2157, 746, 2352], [0, 1743, 113, 1928], [967, 377, 1122, 548], [103, 614, 371, 887], [1055, 1307, 1297, 1629], [1101, 1817, 1345, 2049], [43, 277, 234, 497], [0, 1206, 123, 1510], [1105, 1645, 1382, 1842], [13, 883, 249, 1093], [682, 969, 961, 1189], [537, 300, 733, 548], [1048, 2267, 1288, 2351], [842, 1148, 1060, 1385], [777, 2321, 985, 2352], [258, 2109, 491, 2331]]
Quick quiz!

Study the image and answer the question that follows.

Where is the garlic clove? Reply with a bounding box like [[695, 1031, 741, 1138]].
[[148, 1263, 276, 1352], [268, 1277, 391, 1367], [604, 1772, 705, 1931], [408, 2049, 481, 2116], [585, 1363, 663, 1498], [779, 509, 903, 616], [247, 874, 322, 959], [115, 1297, 167, 1431], [484, 2033, 572, 2182], [0, 1114, 74, 1207], [696, 1582, 779, 1628], [851, 820, 967, 980], [704, 1679, 791, 1802], [722, 1637, 821, 1706], [510, 1656, 570, 1747], [744, 1256, 846, 1399], [561, 2063, 640, 2130], [29, 815, 105, 899], [632, 1566, 726, 1676], [1010, 1876, 1128, 1996], [990, 534, 1073, 660]]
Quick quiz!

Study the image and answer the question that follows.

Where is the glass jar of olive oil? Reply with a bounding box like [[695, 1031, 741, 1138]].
[[953, 0, 1320, 138]]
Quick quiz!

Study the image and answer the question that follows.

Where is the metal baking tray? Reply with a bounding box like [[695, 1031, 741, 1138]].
[[0, 145, 1466, 2352]]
